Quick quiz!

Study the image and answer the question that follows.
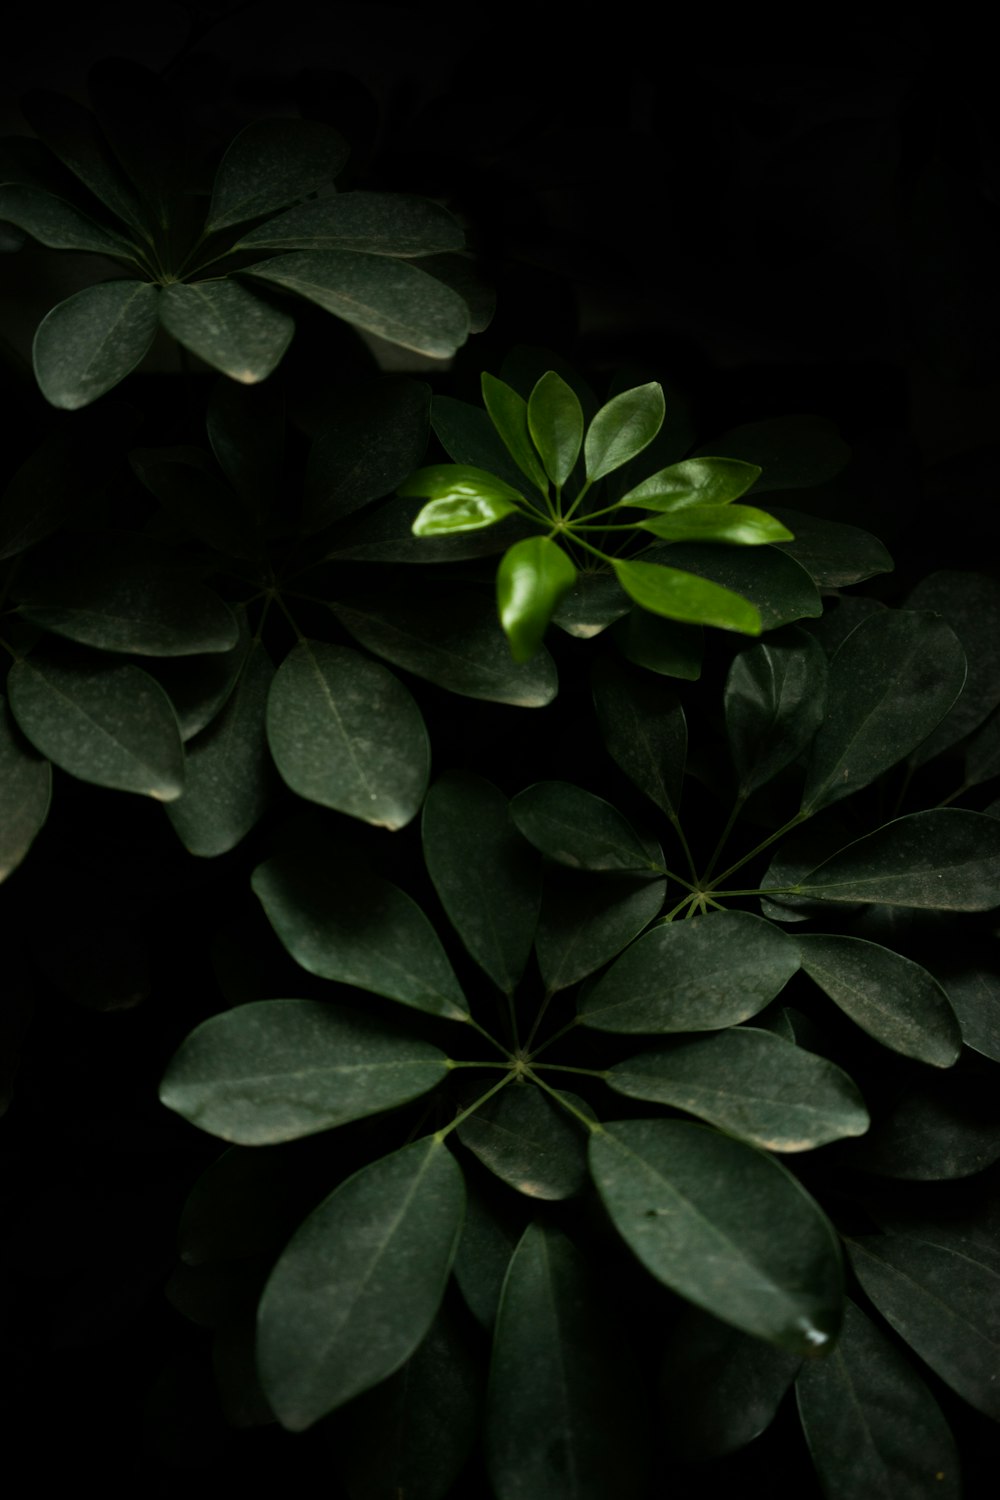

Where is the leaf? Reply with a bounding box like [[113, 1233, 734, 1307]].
[[266, 640, 428, 829], [0, 696, 51, 883], [612, 610, 704, 680], [696, 415, 851, 491], [0, 430, 90, 561], [619, 456, 762, 511], [641, 544, 821, 630], [792, 810, 1000, 911], [770, 509, 893, 588], [207, 378, 284, 525], [160, 999, 450, 1144], [527, 371, 584, 487], [480, 371, 550, 497], [252, 853, 468, 1021], [19, 87, 149, 236], [801, 611, 967, 814], [149, 624, 249, 741], [411, 251, 495, 332], [797, 935, 961, 1067], [7, 646, 183, 800], [964, 704, 1000, 791], [304, 378, 429, 531], [245, 251, 470, 358], [906, 570, 1000, 765], [579, 911, 799, 1034], [510, 780, 659, 872], [422, 772, 540, 994], [86, 56, 189, 233], [849, 1075, 1000, 1180], [325, 494, 530, 565], [638, 504, 794, 546], [332, 587, 558, 707], [613, 559, 761, 634], [32, 280, 159, 410], [486, 1224, 649, 1500], [497, 536, 577, 663], [459, 1084, 589, 1200], [237, 189, 463, 255], [725, 629, 828, 796], [607, 1028, 869, 1151], [166, 641, 274, 857], [430, 395, 529, 492], [159, 280, 294, 384], [585, 382, 665, 482], [796, 1298, 961, 1500], [453, 1187, 522, 1330], [130, 450, 260, 560], [0, 184, 133, 255], [847, 1235, 1000, 1420], [206, 119, 349, 232], [591, 656, 687, 820], [590, 1120, 843, 1353], [551, 571, 631, 638], [536, 869, 666, 994], [257, 1137, 465, 1430], [940, 969, 1000, 1061], [409, 486, 522, 537]]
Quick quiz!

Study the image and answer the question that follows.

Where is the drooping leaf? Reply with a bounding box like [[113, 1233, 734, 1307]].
[[252, 853, 468, 1021], [535, 869, 666, 994], [801, 611, 967, 814], [638, 504, 793, 546], [160, 999, 450, 1144], [640, 544, 821, 631], [797, 935, 961, 1067], [206, 119, 348, 232], [207, 377, 284, 525], [459, 1084, 589, 1200], [613, 559, 761, 634], [511, 781, 659, 874], [7, 646, 183, 800], [237, 190, 463, 254], [849, 1074, 1000, 1180], [452, 1187, 522, 1331], [585, 382, 664, 482], [592, 655, 687, 820], [481, 371, 550, 496], [725, 629, 828, 796], [0, 184, 134, 255], [257, 1137, 465, 1430], [159, 280, 294, 384], [796, 1297, 960, 1500], [0, 696, 51, 883], [619, 456, 761, 511], [590, 1120, 843, 1353], [266, 640, 428, 829], [939, 968, 1000, 1062], [33, 280, 159, 409], [422, 772, 540, 994], [304, 378, 429, 531], [611, 610, 704, 679], [696, 415, 850, 491], [607, 1028, 869, 1151], [579, 911, 799, 1034], [497, 536, 577, 662], [770, 509, 893, 587], [551, 571, 631, 638], [906, 570, 1000, 765], [486, 1224, 649, 1500], [19, 87, 149, 236], [527, 371, 584, 487]]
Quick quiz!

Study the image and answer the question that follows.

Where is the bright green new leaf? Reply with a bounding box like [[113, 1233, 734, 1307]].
[[527, 371, 584, 487], [402, 463, 524, 535], [638, 504, 794, 546], [33, 280, 159, 409], [536, 869, 666, 994], [584, 382, 665, 483], [510, 780, 659, 872], [159, 280, 294, 384], [592, 655, 687, 819], [770, 509, 893, 588], [160, 999, 449, 1144], [237, 190, 463, 254], [613, 559, 761, 634], [497, 536, 577, 662], [640, 544, 821, 630], [266, 640, 428, 829], [940, 969, 1000, 1062], [252, 854, 468, 1021], [305, 378, 429, 531], [725, 630, 828, 796], [0, 696, 51, 884], [797, 936, 961, 1067], [696, 415, 850, 491], [458, 1084, 589, 1200], [481, 372, 550, 495], [579, 911, 799, 1033], [206, 119, 348, 232], [590, 1120, 843, 1353], [0, 184, 134, 256], [257, 1137, 465, 1430], [619, 457, 762, 511], [607, 1028, 869, 1151]]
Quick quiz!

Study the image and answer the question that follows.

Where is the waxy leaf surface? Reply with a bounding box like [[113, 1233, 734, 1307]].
[[614, 559, 761, 634], [481, 372, 549, 495], [159, 280, 294, 384], [497, 536, 577, 662], [620, 456, 761, 511], [33, 280, 159, 409], [206, 119, 348, 231], [585, 382, 664, 482], [458, 1084, 588, 1200], [511, 781, 658, 873], [527, 371, 583, 487]]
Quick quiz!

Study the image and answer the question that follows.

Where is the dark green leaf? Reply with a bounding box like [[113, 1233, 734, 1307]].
[[770, 509, 893, 588], [177, 1145, 306, 1265], [19, 87, 149, 236], [551, 571, 631, 638], [0, 430, 89, 561], [638, 504, 794, 546], [590, 1120, 842, 1353], [7, 647, 183, 800], [410, 251, 495, 332], [848, 1235, 1000, 1419], [423, 772, 540, 994], [796, 1298, 960, 1500], [642, 543, 821, 630], [592, 655, 687, 819], [613, 559, 761, 634], [849, 1075, 1000, 1180], [619, 456, 761, 511], [807, 596, 887, 658], [527, 371, 584, 487], [266, 640, 428, 829], [964, 704, 1000, 790], [487, 1224, 649, 1500], [579, 911, 799, 1034], [238, 189, 463, 254], [536, 869, 666, 994], [510, 780, 659, 873], [481, 372, 550, 496], [726, 629, 828, 796], [696, 415, 850, 491], [459, 1084, 588, 1200], [257, 1137, 465, 1430], [453, 1187, 522, 1331], [906, 571, 1000, 765], [611, 610, 704, 679], [304, 378, 429, 531], [160, 999, 449, 1144], [0, 184, 133, 255], [797, 935, 961, 1067], [252, 854, 468, 1021], [0, 695, 51, 883], [86, 56, 188, 234], [607, 1028, 869, 1151], [149, 620, 249, 741], [430, 395, 529, 492], [801, 611, 966, 814], [207, 378, 284, 525], [500, 347, 599, 420], [33, 280, 159, 409], [940, 969, 1000, 1061], [159, 280, 294, 383], [585, 382, 664, 482], [130, 451, 260, 559], [206, 120, 348, 232], [497, 536, 577, 662]]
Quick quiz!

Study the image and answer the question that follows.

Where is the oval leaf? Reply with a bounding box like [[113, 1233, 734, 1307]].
[[641, 543, 821, 631], [510, 780, 659, 872], [206, 119, 349, 232], [33, 280, 159, 409], [552, 570, 632, 639], [638, 503, 794, 546], [237, 190, 463, 254], [613, 559, 761, 634], [726, 630, 828, 796], [459, 1085, 588, 1200], [481, 371, 550, 496], [584, 382, 664, 483], [940, 968, 1000, 1062], [0, 695, 51, 883], [527, 371, 584, 487], [592, 654, 687, 820], [159, 280, 294, 383], [536, 869, 666, 994], [906, 570, 1000, 765], [0, 184, 133, 255], [771, 509, 893, 588], [620, 456, 762, 510], [497, 536, 577, 663]]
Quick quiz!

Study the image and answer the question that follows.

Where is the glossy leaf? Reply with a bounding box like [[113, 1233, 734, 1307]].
[[551, 571, 631, 638], [585, 382, 664, 482], [801, 611, 966, 814], [237, 190, 463, 254], [848, 1235, 1000, 1420], [0, 696, 51, 883], [430, 395, 529, 492], [607, 1028, 869, 1151], [611, 610, 704, 679], [579, 910, 799, 1034], [497, 536, 577, 662], [206, 119, 348, 232], [510, 780, 658, 873], [619, 456, 761, 511], [0, 184, 132, 255], [304, 378, 429, 531], [481, 372, 550, 495], [458, 1084, 589, 1200], [412, 495, 520, 536], [638, 503, 793, 546], [940, 968, 1000, 1061], [7, 648, 183, 800], [266, 640, 428, 829], [257, 1137, 465, 1430], [33, 280, 159, 410], [590, 1120, 843, 1353], [527, 371, 584, 487], [906, 571, 1000, 765], [252, 854, 468, 1021], [770, 509, 893, 588], [725, 629, 828, 796], [613, 559, 761, 634], [697, 415, 850, 491], [453, 1188, 522, 1331], [422, 772, 540, 994], [160, 999, 449, 1144], [592, 655, 687, 819], [797, 936, 960, 1067], [641, 544, 821, 630], [159, 280, 294, 384], [535, 869, 666, 994], [796, 1298, 960, 1500]]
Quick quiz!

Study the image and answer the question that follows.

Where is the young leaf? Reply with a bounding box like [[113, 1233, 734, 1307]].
[[638, 504, 794, 546], [696, 415, 850, 491], [725, 629, 828, 796], [236, 190, 464, 255], [639, 544, 821, 630], [0, 696, 51, 883], [266, 640, 429, 830], [481, 372, 550, 496], [206, 119, 349, 232], [257, 1137, 465, 1430], [160, 999, 450, 1144], [497, 536, 577, 662], [536, 869, 666, 994], [591, 655, 687, 820], [0, 185, 134, 256], [252, 854, 469, 1021], [796, 1298, 960, 1500], [584, 381, 665, 484], [527, 371, 584, 487], [590, 1120, 843, 1354], [510, 780, 659, 872], [613, 559, 761, 634], [619, 456, 762, 511], [411, 498, 519, 536], [33, 280, 159, 409], [159, 281, 294, 384], [579, 910, 799, 1034], [304, 378, 429, 531], [770, 509, 893, 587], [797, 936, 961, 1067], [607, 1028, 869, 1151], [458, 1084, 589, 1200]]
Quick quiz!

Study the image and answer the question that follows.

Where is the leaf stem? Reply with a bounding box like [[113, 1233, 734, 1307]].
[[463, 1014, 512, 1058], [668, 813, 699, 885], [526, 1068, 603, 1132], [661, 892, 697, 922], [434, 1071, 516, 1142], [561, 478, 593, 524], [531, 1062, 607, 1079], [526, 1015, 580, 1060], [700, 794, 747, 884], [446, 1059, 512, 1070], [705, 811, 807, 891]]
